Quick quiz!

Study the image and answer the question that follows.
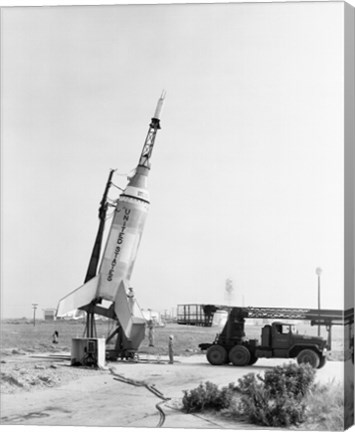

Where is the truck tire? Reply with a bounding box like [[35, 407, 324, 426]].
[[206, 345, 227, 365], [229, 345, 251, 366], [317, 355, 326, 369], [297, 349, 320, 368], [248, 355, 258, 365]]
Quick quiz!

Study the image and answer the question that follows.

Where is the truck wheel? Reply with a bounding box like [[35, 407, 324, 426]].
[[248, 355, 258, 365], [297, 349, 320, 368], [206, 345, 227, 365], [229, 345, 251, 366], [317, 355, 326, 369]]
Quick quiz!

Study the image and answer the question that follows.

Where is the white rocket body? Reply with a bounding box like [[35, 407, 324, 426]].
[[56, 94, 165, 343]]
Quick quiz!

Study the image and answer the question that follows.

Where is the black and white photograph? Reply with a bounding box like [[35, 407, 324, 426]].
[[1, 0, 354, 429]]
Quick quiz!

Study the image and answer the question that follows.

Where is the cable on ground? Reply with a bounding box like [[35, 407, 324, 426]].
[[109, 368, 170, 427]]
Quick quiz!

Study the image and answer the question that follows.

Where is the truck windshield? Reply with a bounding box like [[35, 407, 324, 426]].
[[275, 324, 295, 334]]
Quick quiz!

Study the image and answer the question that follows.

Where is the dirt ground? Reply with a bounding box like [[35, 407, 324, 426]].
[[0, 349, 345, 428]]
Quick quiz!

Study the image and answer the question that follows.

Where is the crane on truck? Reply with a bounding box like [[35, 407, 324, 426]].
[[198, 306, 354, 369]]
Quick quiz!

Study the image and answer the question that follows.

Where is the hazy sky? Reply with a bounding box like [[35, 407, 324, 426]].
[[1, 2, 346, 318]]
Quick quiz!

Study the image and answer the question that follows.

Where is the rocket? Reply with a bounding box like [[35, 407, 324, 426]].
[[56, 92, 166, 340]]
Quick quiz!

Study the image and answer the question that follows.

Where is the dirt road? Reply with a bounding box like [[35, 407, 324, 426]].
[[0, 354, 343, 428]]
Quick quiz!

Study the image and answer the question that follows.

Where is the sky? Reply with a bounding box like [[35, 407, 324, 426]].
[[1, 1, 347, 318]]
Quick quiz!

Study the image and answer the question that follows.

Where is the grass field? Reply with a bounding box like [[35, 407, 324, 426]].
[[0, 318, 346, 358], [0, 319, 219, 357]]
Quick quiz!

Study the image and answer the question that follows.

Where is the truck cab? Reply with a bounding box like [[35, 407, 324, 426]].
[[256, 321, 327, 367], [259, 322, 290, 355]]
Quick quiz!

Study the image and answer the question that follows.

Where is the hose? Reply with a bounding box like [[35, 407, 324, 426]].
[[109, 368, 170, 427]]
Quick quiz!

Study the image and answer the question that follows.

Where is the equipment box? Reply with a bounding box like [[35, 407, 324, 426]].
[[71, 338, 105, 368]]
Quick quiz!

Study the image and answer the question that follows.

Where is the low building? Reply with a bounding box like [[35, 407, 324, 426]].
[[141, 309, 165, 327], [43, 308, 56, 321]]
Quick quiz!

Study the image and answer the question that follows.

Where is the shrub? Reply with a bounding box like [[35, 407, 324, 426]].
[[235, 363, 316, 427], [236, 381, 307, 426], [261, 362, 315, 399], [303, 380, 352, 430], [235, 372, 258, 397], [181, 364, 317, 427], [182, 381, 235, 413]]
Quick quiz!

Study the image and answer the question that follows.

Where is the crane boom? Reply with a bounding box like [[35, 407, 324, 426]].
[[241, 306, 353, 325], [177, 303, 353, 327]]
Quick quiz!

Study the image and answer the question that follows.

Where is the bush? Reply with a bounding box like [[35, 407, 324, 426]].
[[261, 362, 315, 399], [235, 363, 316, 427], [181, 364, 317, 427], [303, 380, 352, 430], [182, 381, 235, 413], [237, 380, 306, 426]]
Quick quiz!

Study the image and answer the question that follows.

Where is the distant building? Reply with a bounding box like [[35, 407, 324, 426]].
[[43, 308, 56, 321], [141, 309, 165, 327], [58, 309, 85, 320]]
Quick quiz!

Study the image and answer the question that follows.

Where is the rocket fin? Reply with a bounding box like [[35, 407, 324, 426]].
[[114, 280, 134, 336], [114, 280, 146, 349], [56, 276, 99, 318]]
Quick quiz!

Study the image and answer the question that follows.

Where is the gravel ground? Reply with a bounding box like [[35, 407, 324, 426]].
[[0, 349, 347, 428], [1, 350, 105, 394]]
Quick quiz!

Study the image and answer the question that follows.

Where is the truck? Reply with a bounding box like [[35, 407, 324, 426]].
[[199, 307, 329, 368]]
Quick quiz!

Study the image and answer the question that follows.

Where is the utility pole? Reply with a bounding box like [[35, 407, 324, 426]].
[[32, 303, 38, 327], [315, 267, 322, 336]]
